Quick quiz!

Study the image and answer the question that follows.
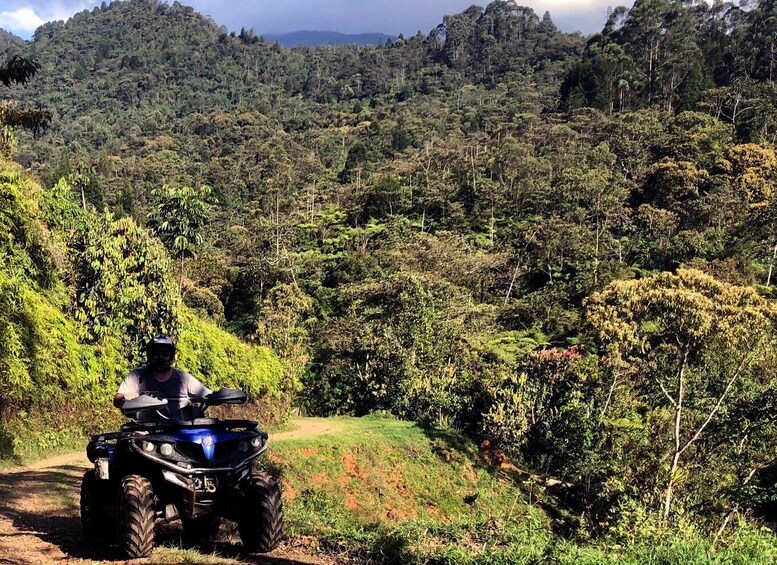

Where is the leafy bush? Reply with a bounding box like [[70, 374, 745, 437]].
[[304, 273, 513, 430], [72, 213, 180, 363], [483, 347, 597, 475], [0, 160, 289, 461], [177, 310, 285, 397]]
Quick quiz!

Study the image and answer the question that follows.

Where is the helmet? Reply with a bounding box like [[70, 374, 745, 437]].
[[146, 335, 175, 372]]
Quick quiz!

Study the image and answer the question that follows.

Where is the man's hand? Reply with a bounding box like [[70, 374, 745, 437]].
[[113, 391, 139, 408]]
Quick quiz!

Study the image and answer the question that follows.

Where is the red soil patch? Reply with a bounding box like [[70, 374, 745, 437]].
[[345, 494, 360, 510], [425, 503, 443, 519], [284, 482, 299, 502], [310, 472, 330, 487], [341, 451, 367, 480], [299, 448, 317, 458], [386, 463, 409, 494], [382, 504, 416, 521], [269, 452, 290, 466]]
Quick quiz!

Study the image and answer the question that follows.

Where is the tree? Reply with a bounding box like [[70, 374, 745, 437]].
[[147, 184, 213, 290], [587, 269, 777, 519], [262, 145, 295, 259], [66, 162, 103, 210], [254, 283, 313, 392], [0, 55, 40, 86], [0, 56, 51, 149], [557, 142, 632, 290], [537, 11, 557, 34]]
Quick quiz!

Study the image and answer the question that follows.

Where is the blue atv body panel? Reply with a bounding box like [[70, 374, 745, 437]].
[[170, 428, 244, 461]]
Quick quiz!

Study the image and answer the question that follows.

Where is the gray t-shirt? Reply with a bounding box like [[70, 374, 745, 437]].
[[118, 367, 212, 420]]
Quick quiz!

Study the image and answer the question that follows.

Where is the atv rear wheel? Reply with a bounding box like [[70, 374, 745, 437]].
[[116, 474, 156, 558], [238, 473, 283, 553], [182, 514, 221, 546], [80, 470, 111, 540]]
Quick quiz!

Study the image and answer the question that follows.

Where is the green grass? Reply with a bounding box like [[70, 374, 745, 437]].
[[262, 416, 777, 565], [265, 416, 552, 564], [1, 415, 776, 564]]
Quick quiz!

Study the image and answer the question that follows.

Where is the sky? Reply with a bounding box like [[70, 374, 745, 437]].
[[0, 0, 614, 40]]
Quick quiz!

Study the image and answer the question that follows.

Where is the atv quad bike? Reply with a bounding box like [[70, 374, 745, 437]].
[[81, 389, 283, 558]]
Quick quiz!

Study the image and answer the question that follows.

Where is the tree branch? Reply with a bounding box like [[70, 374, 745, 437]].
[[678, 350, 756, 456]]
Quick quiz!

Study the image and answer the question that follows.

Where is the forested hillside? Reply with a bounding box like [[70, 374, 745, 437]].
[[2, 0, 777, 558], [0, 157, 288, 461], [263, 31, 397, 48]]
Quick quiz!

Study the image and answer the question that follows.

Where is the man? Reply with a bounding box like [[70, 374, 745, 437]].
[[114, 335, 212, 420]]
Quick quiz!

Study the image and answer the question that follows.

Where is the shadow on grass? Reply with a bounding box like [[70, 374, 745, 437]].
[[0, 463, 316, 564], [296, 524, 410, 565], [193, 537, 334, 565], [421, 426, 584, 538]]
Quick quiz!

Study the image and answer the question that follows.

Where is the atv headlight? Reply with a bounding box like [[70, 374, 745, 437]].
[[160, 443, 174, 456], [142, 441, 155, 452], [238, 441, 249, 453], [250, 436, 263, 448]]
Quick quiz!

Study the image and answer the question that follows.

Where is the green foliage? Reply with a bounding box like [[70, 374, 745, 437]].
[[270, 416, 551, 564], [0, 160, 289, 461], [561, 0, 777, 142], [176, 310, 285, 398], [147, 183, 213, 286], [1, 0, 777, 551], [148, 183, 212, 259], [0, 274, 124, 405], [483, 347, 596, 476], [587, 269, 777, 519], [0, 55, 51, 141], [305, 273, 514, 431], [272, 417, 777, 564], [254, 283, 313, 392], [73, 212, 180, 362]]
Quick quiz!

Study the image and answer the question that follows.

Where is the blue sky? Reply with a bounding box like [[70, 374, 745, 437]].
[[0, 0, 613, 39]]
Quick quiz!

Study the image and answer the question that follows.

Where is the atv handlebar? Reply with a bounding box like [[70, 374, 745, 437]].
[[121, 394, 169, 417], [120, 389, 247, 422], [205, 388, 247, 406]]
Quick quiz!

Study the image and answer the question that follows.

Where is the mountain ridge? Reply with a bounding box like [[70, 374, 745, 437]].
[[0, 28, 25, 53], [262, 29, 396, 48]]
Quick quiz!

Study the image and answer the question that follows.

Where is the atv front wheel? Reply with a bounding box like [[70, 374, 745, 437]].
[[80, 470, 111, 540], [238, 473, 283, 553], [117, 474, 156, 558]]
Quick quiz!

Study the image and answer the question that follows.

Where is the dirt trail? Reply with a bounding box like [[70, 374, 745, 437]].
[[271, 419, 339, 442], [0, 419, 338, 565]]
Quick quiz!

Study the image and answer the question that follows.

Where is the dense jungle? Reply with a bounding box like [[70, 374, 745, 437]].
[[1, 0, 777, 562]]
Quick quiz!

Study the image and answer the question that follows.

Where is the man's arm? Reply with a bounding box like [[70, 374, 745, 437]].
[[115, 372, 140, 409], [185, 373, 213, 401]]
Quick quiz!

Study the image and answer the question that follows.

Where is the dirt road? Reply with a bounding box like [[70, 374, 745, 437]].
[[0, 419, 338, 565]]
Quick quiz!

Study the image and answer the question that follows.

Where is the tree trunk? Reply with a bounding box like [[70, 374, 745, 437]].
[[663, 348, 688, 520], [275, 194, 281, 258], [179, 255, 185, 294], [767, 240, 777, 287], [594, 224, 602, 287]]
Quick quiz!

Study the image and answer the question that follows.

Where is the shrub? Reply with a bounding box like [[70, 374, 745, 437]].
[[0, 160, 290, 461]]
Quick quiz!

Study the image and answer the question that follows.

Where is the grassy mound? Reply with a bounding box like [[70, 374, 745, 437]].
[[266, 416, 552, 564], [266, 417, 777, 565]]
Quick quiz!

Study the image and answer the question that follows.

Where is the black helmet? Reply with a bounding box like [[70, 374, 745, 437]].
[[146, 335, 176, 372]]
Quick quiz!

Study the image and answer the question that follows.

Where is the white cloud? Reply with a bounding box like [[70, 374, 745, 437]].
[[0, 7, 45, 33]]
